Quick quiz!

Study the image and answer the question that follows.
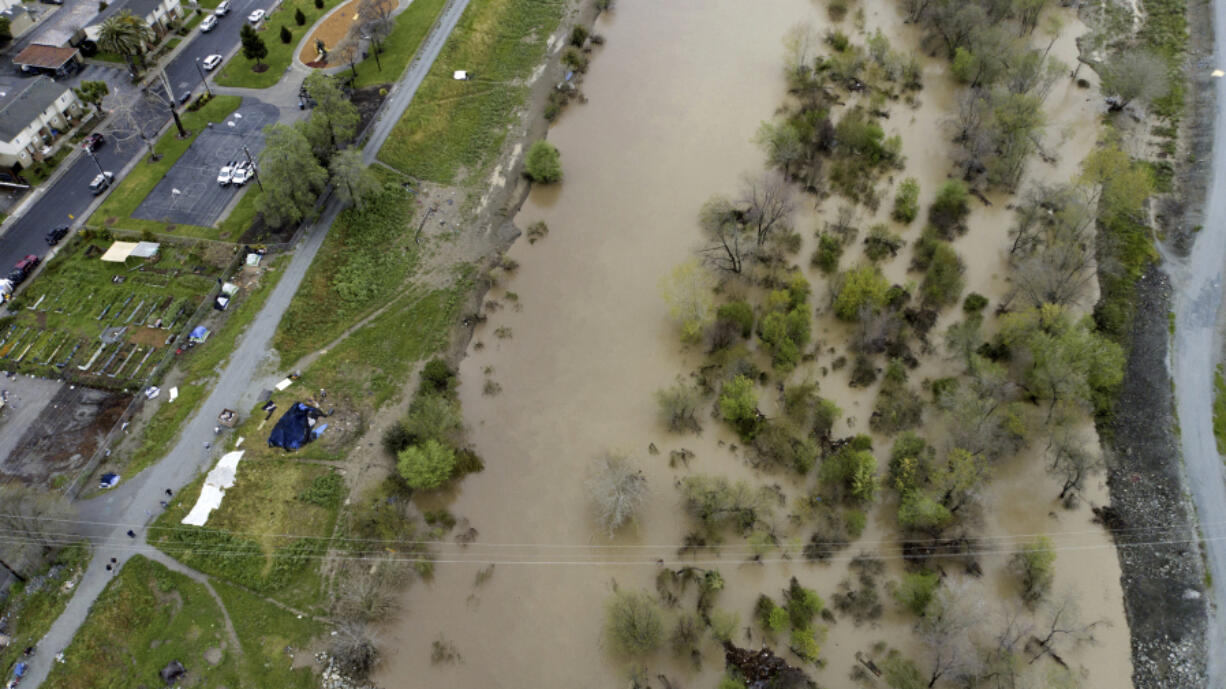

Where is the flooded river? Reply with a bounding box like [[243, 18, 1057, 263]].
[[376, 1, 1133, 686]]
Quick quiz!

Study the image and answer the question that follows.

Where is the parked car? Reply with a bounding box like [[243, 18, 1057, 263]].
[[200, 14, 218, 31], [15, 255, 40, 274], [202, 54, 223, 71], [247, 8, 264, 23], [81, 133, 104, 152], [7, 268, 26, 285], [231, 161, 252, 185], [88, 171, 114, 195], [214, 0, 230, 15], [217, 160, 236, 185], [46, 226, 69, 246]]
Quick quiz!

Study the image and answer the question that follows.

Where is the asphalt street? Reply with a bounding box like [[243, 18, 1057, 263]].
[[0, 0, 281, 276], [133, 98, 276, 226]]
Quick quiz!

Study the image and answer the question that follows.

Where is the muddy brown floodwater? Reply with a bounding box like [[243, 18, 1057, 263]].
[[377, 1, 1133, 687]]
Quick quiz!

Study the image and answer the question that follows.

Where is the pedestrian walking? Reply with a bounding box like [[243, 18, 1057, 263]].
[[105, 564, 112, 572], [126, 530, 135, 538], [165, 488, 173, 497], [110, 557, 116, 564], [203, 441, 211, 450]]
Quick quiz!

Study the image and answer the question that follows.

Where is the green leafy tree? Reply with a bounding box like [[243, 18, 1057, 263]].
[[280, 24, 293, 43], [1010, 535, 1055, 604], [660, 259, 716, 344], [605, 589, 663, 656], [329, 148, 382, 208], [1099, 51, 1169, 111], [97, 10, 155, 74], [294, 7, 306, 24], [833, 264, 889, 321], [820, 444, 879, 502], [920, 240, 965, 308], [74, 80, 110, 115], [897, 493, 952, 533], [256, 123, 328, 227], [719, 375, 760, 440], [894, 571, 939, 616], [396, 440, 455, 490], [524, 140, 562, 183], [0, 17, 13, 44], [928, 180, 971, 236], [304, 71, 360, 160], [240, 22, 268, 66], [1079, 144, 1155, 224], [892, 178, 919, 223]]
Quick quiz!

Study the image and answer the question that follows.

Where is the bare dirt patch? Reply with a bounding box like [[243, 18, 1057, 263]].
[[129, 327, 168, 348], [1, 384, 130, 487]]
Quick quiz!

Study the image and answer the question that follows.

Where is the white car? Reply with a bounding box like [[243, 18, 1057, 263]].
[[214, 0, 230, 15], [200, 14, 217, 31], [217, 160, 236, 185], [247, 8, 264, 23], [231, 161, 252, 185], [202, 54, 222, 71]]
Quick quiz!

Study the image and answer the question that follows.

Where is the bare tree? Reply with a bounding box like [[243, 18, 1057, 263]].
[[333, 556, 410, 622], [1046, 427, 1103, 503], [357, 0, 395, 69], [739, 171, 795, 248], [1028, 591, 1106, 668], [920, 578, 984, 687], [587, 453, 649, 537], [827, 205, 859, 244], [330, 620, 379, 680], [1099, 51, 1169, 111], [699, 195, 751, 274], [1007, 185, 1097, 307], [0, 484, 75, 580]]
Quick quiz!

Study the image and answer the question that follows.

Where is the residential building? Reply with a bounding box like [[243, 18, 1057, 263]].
[[84, 0, 182, 42], [0, 76, 83, 167]]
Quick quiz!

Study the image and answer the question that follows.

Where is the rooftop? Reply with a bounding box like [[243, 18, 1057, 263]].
[[12, 44, 78, 70], [88, 0, 169, 28], [0, 76, 71, 142]]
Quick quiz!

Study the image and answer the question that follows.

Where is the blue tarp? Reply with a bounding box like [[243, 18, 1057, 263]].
[[189, 326, 210, 343], [267, 402, 323, 451], [99, 472, 120, 488], [14, 662, 27, 677]]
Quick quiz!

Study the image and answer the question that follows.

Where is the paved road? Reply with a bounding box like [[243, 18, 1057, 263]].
[[0, 0, 281, 274], [1171, 0, 1226, 684], [18, 0, 471, 683]]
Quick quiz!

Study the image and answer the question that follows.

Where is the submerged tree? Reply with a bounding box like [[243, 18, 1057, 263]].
[[1099, 51, 1169, 111], [587, 453, 649, 537]]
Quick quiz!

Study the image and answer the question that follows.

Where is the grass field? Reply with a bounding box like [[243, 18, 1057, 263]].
[[273, 184, 420, 364], [89, 95, 242, 240], [0, 545, 89, 680], [0, 235, 227, 388], [214, 0, 346, 89], [351, 0, 448, 88], [114, 257, 286, 481], [43, 555, 322, 689], [43, 556, 241, 689], [376, 0, 565, 183], [151, 458, 341, 610]]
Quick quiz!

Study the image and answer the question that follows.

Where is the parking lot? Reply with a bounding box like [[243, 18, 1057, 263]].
[[132, 99, 278, 228]]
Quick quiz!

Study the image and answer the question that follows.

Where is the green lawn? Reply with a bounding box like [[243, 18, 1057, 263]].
[[89, 95, 241, 240], [212, 581, 323, 689], [1214, 365, 1226, 455], [214, 0, 347, 89], [151, 458, 341, 611], [351, 0, 448, 88], [44, 556, 242, 689], [108, 257, 286, 482], [1, 235, 225, 387], [217, 184, 261, 238], [377, 0, 565, 183], [0, 545, 90, 680], [273, 184, 420, 364]]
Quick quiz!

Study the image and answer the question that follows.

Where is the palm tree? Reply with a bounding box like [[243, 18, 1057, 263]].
[[96, 10, 155, 75]]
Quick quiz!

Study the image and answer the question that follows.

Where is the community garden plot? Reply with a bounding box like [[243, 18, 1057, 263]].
[[132, 100, 278, 228], [0, 236, 226, 388]]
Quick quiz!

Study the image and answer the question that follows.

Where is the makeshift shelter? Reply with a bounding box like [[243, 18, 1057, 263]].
[[182, 452, 243, 526], [99, 241, 139, 262], [189, 326, 210, 344], [131, 241, 160, 258], [267, 402, 324, 451], [99, 472, 120, 488], [159, 660, 186, 685]]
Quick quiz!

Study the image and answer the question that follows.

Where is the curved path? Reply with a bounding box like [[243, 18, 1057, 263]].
[[1171, 0, 1226, 685], [19, 0, 471, 684]]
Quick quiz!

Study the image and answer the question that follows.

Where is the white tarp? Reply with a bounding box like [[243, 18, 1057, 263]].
[[275, 378, 293, 391], [100, 241, 139, 262], [181, 450, 245, 526], [131, 241, 160, 258]]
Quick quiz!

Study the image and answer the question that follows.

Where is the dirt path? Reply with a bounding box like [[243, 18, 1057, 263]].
[[143, 549, 243, 653]]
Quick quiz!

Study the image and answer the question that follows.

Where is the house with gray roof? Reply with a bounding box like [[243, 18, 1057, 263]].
[[0, 76, 83, 167]]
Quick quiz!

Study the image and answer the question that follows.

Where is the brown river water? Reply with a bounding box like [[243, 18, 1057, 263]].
[[376, 1, 1133, 686]]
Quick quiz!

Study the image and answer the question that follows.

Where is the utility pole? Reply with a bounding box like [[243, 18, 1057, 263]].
[[194, 57, 213, 98], [154, 70, 187, 138], [242, 146, 262, 191], [85, 149, 105, 175]]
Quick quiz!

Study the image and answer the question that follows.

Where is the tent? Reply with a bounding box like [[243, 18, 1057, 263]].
[[189, 326, 210, 343], [100, 241, 139, 263], [131, 242, 160, 258], [99, 472, 120, 488], [159, 660, 186, 685], [267, 402, 324, 451]]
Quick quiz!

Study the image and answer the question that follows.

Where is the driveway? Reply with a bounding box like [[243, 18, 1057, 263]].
[[132, 98, 277, 227]]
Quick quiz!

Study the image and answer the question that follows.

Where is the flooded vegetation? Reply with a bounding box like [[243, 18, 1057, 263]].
[[372, 0, 1185, 687]]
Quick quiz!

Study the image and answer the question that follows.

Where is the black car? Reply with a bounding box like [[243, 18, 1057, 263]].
[[46, 226, 68, 245], [7, 268, 26, 285], [81, 133, 104, 152]]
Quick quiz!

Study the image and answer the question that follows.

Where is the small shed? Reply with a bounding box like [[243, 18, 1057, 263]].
[[12, 44, 81, 78]]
